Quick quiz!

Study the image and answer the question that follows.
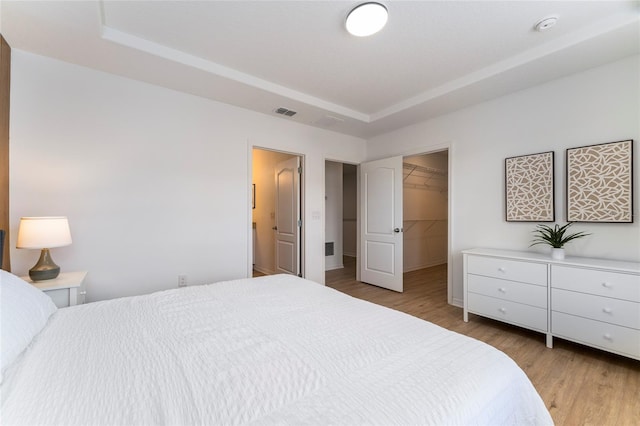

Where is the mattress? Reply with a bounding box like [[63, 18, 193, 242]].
[[1, 274, 553, 425]]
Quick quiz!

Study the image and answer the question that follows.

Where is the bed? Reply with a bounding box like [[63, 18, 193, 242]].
[[1, 270, 553, 425]]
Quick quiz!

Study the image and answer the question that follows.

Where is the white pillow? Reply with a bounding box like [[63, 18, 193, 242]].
[[1, 270, 57, 379]]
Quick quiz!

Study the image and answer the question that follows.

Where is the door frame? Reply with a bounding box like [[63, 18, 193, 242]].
[[358, 142, 454, 305], [248, 145, 305, 279], [323, 158, 360, 278]]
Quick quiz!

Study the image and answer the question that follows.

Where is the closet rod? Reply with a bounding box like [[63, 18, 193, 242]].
[[403, 183, 447, 192], [403, 162, 446, 177]]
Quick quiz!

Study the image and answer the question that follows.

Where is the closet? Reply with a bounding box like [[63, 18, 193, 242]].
[[403, 153, 448, 272]]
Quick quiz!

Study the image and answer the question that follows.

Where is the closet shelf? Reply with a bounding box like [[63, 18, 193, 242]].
[[402, 219, 446, 233], [403, 162, 447, 192], [403, 183, 448, 192], [403, 162, 446, 178]]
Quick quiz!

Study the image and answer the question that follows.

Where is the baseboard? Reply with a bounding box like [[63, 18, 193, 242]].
[[403, 260, 446, 273], [253, 265, 275, 275], [325, 264, 344, 271], [451, 297, 463, 308]]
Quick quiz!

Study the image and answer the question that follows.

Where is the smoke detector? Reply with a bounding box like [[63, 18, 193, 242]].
[[534, 16, 558, 32]]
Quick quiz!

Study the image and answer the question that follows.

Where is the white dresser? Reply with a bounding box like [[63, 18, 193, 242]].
[[463, 248, 640, 360]]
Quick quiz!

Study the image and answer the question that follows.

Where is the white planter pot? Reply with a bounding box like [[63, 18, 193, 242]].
[[551, 248, 565, 260]]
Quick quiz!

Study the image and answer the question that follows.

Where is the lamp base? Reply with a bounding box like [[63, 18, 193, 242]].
[[29, 248, 61, 281]]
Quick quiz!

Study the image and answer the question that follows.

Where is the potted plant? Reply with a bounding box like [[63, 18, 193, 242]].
[[530, 223, 590, 260]]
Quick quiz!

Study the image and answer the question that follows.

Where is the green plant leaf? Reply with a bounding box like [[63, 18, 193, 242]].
[[529, 223, 590, 248]]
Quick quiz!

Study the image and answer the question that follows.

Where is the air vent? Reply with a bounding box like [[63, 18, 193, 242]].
[[274, 107, 297, 117], [325, 242, 334, 256]]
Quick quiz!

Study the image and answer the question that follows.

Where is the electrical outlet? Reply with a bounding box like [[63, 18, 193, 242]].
[[178, 274, 188, 287]]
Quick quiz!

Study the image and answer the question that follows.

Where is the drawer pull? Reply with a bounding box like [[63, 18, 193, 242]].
[[79, 291, 87, 295], [603, 333, 613, 341], [602, 307, 612, 314], [601, 282, 612, 288], [498, 287, 507, 293], [498, 307, 507, 314], [498, 267, 507, 273]]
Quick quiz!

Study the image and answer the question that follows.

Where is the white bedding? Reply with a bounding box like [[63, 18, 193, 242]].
[[1, 274, 553, 425]]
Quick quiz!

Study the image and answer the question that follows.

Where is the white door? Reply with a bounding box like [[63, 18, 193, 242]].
[[359, 156, 403, 292], [275, 156, 301, 276]]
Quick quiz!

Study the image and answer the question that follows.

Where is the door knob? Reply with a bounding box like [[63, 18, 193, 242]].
[[272, 226, 277, 230], [394, 228, 402, 233]]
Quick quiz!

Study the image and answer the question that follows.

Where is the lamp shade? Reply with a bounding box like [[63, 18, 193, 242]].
[[16, 217, 72, 249]]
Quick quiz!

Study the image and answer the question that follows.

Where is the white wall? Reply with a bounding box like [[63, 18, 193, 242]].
[[325, 161, 343, 270], [9, 50, 366, 301], [10, 50, 639, 306], [367, 55, 640, 306]]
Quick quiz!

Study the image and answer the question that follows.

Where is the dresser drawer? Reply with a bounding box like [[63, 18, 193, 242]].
[[41, 288, 73, 308], [552, 288, 640, 329], [468, 274, 547, 308], [75, 280, 87, 305], [552, 265, 640, 302], [467, 255, 547, 286], [467, 293, 547, 332], [552, 312, 640, 359]]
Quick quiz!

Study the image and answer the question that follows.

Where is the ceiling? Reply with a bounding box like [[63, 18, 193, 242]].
[[1, 1, 639, 138]]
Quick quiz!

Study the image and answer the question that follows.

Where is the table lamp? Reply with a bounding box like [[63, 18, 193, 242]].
[[16, 216, 72, 281]]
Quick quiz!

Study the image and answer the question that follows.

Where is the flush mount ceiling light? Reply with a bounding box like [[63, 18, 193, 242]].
[[346, 2, 388, 37]]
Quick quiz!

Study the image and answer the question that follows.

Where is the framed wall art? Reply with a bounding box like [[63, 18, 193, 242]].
[[505, 151, 555, 222], [566, 139, 633, 223]]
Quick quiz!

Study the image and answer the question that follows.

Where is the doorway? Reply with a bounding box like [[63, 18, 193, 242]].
[[354, 149, 450, 298], [252, 148, 303, 277], [324, 161, 358, 281], [402, 151, 448, 273]]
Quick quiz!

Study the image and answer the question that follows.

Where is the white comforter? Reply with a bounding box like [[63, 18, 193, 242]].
[[1, 274, 553, 425]]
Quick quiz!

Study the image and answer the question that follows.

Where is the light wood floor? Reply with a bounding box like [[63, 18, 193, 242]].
[[326, 257, 640, 426]]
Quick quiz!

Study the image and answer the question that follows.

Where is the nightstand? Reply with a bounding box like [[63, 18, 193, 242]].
[[22, 271, 88, 308]]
